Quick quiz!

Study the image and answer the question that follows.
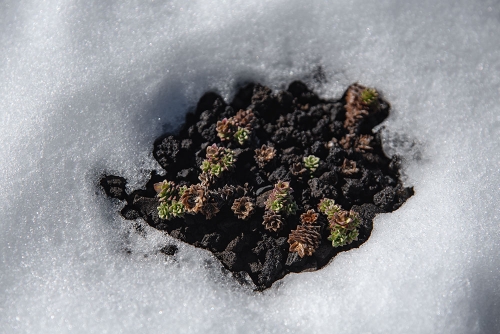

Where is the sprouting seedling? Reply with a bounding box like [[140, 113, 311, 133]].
[[303, 155, 320, 174], [354, 134, 373, 153], [232, 109, 254, 130], [234, 127, 250, 145], [360, 88, 378, 105], [300, 209, 318, 225], [341, 158, 359, 175], [180, 184, 207, 214], [200, 144, 235, 178], [265, 181, 297, 216]]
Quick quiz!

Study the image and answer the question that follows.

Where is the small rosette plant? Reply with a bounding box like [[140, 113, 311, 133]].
[[255, 144, 276, 168], [303, 155, 320, 174], [265, 181, 297, 216], [215, 109, 254, 145], [201, 144, 235, 178], [154, 180, 186, 220], [234, 127, 250, 145], [360, 88, 378, 106], [318, 198, 360, 247], [216, 118, 236, 141]]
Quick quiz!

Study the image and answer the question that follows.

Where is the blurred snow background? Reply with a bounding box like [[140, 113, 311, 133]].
[[1, 0, 500, 333]]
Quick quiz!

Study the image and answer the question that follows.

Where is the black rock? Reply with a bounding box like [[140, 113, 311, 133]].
[[100, 175, 127, 200], [285, 252, 307, 269], [201, 233, 225, 252], [268, 165, 291, 184], [326, 145, 346, 165], [308, 178, 337, 199], [217, 251, 244, 272], [258, 247, 283, 287], [373, 186, 397, 211], [121, 207, 140, 220], [225, 236, 246, 253], [159, 244, 178, 256]]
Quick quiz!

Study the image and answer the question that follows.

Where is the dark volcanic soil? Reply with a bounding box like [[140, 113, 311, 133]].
[[100, 81, 413, 290]]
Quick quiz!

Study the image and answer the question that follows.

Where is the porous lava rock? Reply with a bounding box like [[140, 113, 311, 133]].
[[100, 81, 413, 290]]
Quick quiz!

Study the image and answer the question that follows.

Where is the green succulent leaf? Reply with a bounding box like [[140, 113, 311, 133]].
[[234, 127, 249, 145], [303, 155, 320, 173], [360, 88, 378, 105], [328, 226, 359, 247]]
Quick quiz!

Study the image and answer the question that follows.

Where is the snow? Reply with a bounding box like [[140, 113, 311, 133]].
[[1, 0, 500, 333]]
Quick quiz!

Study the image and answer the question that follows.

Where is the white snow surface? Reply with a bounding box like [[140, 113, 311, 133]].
[[1, 0, 500, 333]]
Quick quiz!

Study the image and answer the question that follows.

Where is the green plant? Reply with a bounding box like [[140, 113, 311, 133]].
[[216, 109, 254, 145], [154, 180, 176, 200], [216, 118, 236, 141], [234, 127, 250, 145], [265, 181, 297, 216], [360, 88, 378, 105], [154, 180, 186, 220], [318, 198, 341, 220], [303, 155, 320, 174], [328, 224, 359, 247], [157, 200, 185, 220], [200, 144, 235, 178], [318, 198, 360, 247]]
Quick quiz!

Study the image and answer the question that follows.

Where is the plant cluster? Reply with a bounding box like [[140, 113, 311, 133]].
[[216, 109, 254, 145], [200, 144, 235, 180], [231, 196, 255, 220], [154, 180, 186, 220], [262, 181, 298, 232], [318, 198, 360, 247], [341, 84, 380, 150], [153, 84, 380, 233], [101, 81, 416, 290]]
